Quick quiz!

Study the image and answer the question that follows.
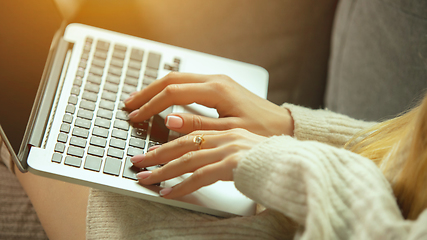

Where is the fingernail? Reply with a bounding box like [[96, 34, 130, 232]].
[[128, 110, 139, 119], [159, 187, 173, 197], [147, 145, 161, 152], [131, 154, 145, 164], [124, 95, 134, 104], [130, 91, 138, 97], [136, 171, 151, 180], [166, 115, 183, 129]]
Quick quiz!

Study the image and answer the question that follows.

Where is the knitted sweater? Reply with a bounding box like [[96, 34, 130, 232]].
[[86, 104, 427, 239]]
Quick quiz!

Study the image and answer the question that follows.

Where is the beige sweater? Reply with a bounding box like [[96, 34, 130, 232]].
[[86, 104, 427, 239]]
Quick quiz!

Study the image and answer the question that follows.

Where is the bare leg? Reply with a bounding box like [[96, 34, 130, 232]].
[[15, 166, 89, 240]]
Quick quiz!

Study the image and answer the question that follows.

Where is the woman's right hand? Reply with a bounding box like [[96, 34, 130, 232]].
[[124, 72, 294, 137]]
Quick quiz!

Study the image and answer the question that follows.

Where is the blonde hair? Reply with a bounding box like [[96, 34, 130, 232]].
[[345, 94, 427, 220]]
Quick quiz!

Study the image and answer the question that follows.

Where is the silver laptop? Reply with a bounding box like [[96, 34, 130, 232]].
[[0, 23, 268, 217]]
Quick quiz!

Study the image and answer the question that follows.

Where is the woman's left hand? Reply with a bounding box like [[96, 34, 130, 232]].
[[131, 128, 266, 199]]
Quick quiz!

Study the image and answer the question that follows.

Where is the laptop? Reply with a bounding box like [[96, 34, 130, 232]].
[[0, 22, 269, 217]]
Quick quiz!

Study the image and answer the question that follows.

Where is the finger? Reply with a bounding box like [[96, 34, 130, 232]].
[[160, 161, 233, 199], [128, 82, 226, 123], [124, 72, 211, 110], [165, 114, 239, 134], [137, 148, 227, 185], [131, 131, 220, 168]]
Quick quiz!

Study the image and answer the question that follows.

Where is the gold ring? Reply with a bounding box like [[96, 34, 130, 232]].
[[193, 135, 205, 150]]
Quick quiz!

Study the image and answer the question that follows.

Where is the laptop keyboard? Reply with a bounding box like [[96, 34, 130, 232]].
[[51, 37, 179, 180]]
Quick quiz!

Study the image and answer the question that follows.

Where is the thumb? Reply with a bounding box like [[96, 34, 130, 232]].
[[165, 113, 238, 134]]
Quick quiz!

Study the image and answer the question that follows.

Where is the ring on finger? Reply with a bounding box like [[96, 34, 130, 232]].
[[193, 134, 205, 150]]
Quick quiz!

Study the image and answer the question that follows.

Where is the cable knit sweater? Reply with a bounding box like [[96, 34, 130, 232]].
[[86, 104, 427, 239]]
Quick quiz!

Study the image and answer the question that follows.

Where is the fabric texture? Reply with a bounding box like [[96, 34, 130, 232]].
[[86, 104, 427, 239], [325, 0, 427, 121]]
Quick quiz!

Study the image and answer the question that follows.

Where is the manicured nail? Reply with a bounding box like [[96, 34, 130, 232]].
[[147, 145, 161, 152], [166, 115, 183, 129], [124, 95, 134, 104], [131, 154, 145, 164], [130, 91, 138, 97], [159, 187, 173, 197], [136, 171, 151, 180], [128, 110, 139, 119]]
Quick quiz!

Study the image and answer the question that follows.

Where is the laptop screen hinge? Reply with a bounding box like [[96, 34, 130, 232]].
[[18, 37, 74, 162]]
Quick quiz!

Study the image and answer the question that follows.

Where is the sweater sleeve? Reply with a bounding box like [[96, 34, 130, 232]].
[[281, 103, 376, 147], [234, 135, 427, 240]]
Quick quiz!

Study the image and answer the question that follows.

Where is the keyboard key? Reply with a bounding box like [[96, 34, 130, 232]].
[[120, 93, 130, 101], [89, 66, 104, 76], [128, 60, 142, 70], [112, 51, 126, 60], [144, 68, 158, 78], [96, 40, 110, 51], [131, 128, 147, 139], [106, 74, 121, 85], [84, 155, 102, 172], [82, 91, 98, 102], [74, 77, 83, 87], [110, 58, 124, 68], [71, 86, 80, 95], [90, 136, 107, 148], [62, 114, 73, 124], [67, 146, 84, 158], [107, 148, 124, 159], [87, 75, 102, 85], [77, 109, 94, 120], [146, 52, 161, 69], [112, 129, 128, 140], [64, 156, 82, 168], [113, 120, 129, 131], [70, 136, 87, 148], [97, 109, 113, 119], [127, 147, 143, 156], [76, 70, 85, 78], [99, 100, 115, 111], [124, 77, 138, 86], [122, 84, 136, 94], [75, 118, 91, 129], [101, 92, 117, 102], [129, 138, 145, 149], [94, 51, 108, 60], [108, 66, 122, 76], [60, 123, 71, 133], [72, 127, 89, 138], [103, 82, 119, 93], [88, 145, 105, 157], [148, 141, 161, 149], [79, 60, 87, 69], [80, 100, 96, 111], [54, 143, 65, 153], [122, 156, 138, 180], [115, 110, 128, 120], [92, 58, 106, 68], [92, 127, 109, 138], [65, 104, 76, 114], [57, 133, 68, 143], [130, 48, 144, 62], [94, 118, 111, 129], [126, 69, 140, 79], [109, 138, 126, 149], [68, 95, 78, 105], [114, 44, 127, 52], [103, 157, 122, 176], [84, 83, 100, 93], [52, 153, 62, 163]]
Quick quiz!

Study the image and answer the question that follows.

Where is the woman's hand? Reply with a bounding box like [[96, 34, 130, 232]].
[[131, 128, 266, 199], [124, 72, 294, 137]]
